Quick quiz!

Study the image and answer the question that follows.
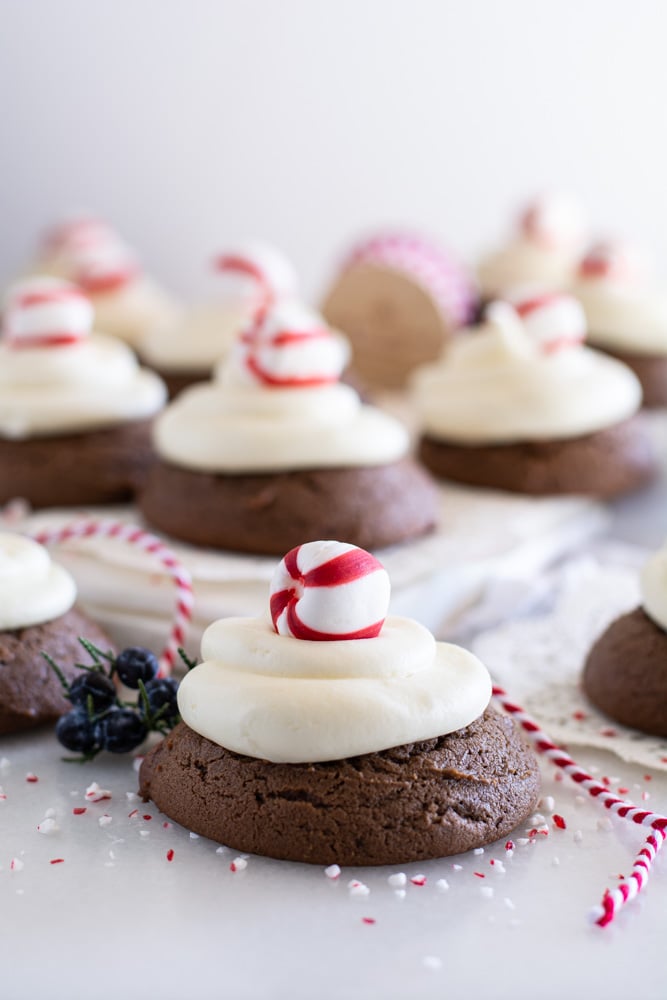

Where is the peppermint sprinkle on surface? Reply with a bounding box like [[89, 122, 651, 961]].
[[37, 817, 59, 835], [361, 917, 376, 925], [504, 840, 515, 852], [98, 815, 112, 827], [49, 858, 65, 865], [25, 773, 38, 783], [410, 874, 427, 886], [394, 889, 406, 899], [166, 849, 175, 862], [473, 847, 485, 856], [348, 880, 370, 897], [10, 858, 24, 871], [85, 782, 111, 803], [553, 814, 567, 830], [72, 807, 87, 816], [324, 864, 341, 880], [230, 857, 247, 873], [480, 886, 494, 900], [436, 878, 450, 891], [388, 872, 407, 888], [473, 872, 486, 879]]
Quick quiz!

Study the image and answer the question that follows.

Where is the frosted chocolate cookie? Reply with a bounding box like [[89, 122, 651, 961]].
[[140, 541, 540, 864]]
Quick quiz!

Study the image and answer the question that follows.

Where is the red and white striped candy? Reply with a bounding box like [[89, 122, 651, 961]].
[[578, 240, 651, 285], [43, 218, 139, 293], [269, 541, 390, 641], [508, 290, 586, 353], [3, 277, 93, 349], [216, 244, 298, 309], [341, 233, 476, 329], [519, 194, 584, 250], [240, 301, 346, 387]]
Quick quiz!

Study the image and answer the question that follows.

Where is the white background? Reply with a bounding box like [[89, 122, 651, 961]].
[[2, 0, 667, 302]]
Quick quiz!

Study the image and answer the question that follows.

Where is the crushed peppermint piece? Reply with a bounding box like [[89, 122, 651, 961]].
[[642, 791, 651, 801], [597, 817, 613, 832], [37, 817, 59, 835], [98, 814, 112, 827], [26, 773, 38, 783], [504, 898, 516, 910], [163, 821, 173, 829], [410, 874, 427, 886], [0, 757, 10, 770], [388, 872, 407, 887], [133, 756, 144, 772], [10, 858, 24, 871], [0, 788, 6, 801], [423, 956, 442, 971], [504, 841, 514, 852], [85, 782, 111, 802], [72, 807, 87, 816], [529, 813, 546, 826], [142, 814, 152, 821], [139, 829, 150, 838], [361, 917, 376, 925], [480, 886, 494, 900], [166, 849, 175, 862], [128, 809, 139, 819], [452, 863, 463, 871], [189, 831, 200, 839], [348, 880, 370, 896], [618, 787, 629, 795], [44, 807, 56, 818], [230, 857, 247, 873], [215, 845, 227, 854], [324, 864, 341, 880], [473, 847, 484, 856], [490, 860, 506, 874], [539, 796, 555, 813], [517, 838, 530, 846], [574, 830, 583, 843], [394, 888, 406, 900], [126, 792, 139, 802], [473, 872, 485, 879], [553, 814, 566, 830], [49, 858, 64, 865], [436, 878, 449, 891]]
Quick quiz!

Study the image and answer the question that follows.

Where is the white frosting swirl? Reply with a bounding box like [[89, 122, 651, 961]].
[[0, 334, 166, 438], [139, 301, 248, 372], [0, 533, 76, 629], [177, 615, 492, 762], [411, 304, 642, 444], [153, 352, 408, 472], [573, 273, 667, 357], [640, 545, 667, 631]]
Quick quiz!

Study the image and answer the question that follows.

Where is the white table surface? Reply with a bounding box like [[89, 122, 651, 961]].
[[1, 447, 666, 1000]]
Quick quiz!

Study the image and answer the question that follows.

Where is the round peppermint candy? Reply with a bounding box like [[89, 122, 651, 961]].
[[3, 277, 93, 349], [269, 541, 390, 641]]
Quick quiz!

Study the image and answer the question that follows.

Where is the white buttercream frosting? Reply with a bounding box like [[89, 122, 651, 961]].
[[0, 533, 76, 629], [177, 614, 492, 762], [640, 545, 667, 631], [0, 281, 167, 438], [478, 195, 585, 297], [574, 243, 667, 356], [411, 302, 642, 444], [152, 307, 406, 471]]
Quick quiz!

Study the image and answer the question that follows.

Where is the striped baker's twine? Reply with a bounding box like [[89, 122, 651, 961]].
[[492, 685, 667, 927], [31, 519, 194, 677]]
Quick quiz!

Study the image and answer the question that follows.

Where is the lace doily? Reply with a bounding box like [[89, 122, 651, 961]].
[[472, 545, 667, 771]]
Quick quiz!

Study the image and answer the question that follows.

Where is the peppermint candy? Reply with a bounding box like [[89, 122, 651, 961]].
[[216, 243, 298, 308], [3, 277, 93, 349], [240, 301, 347, 387], [44, 218, 140, 293], [519, 194, 585, 250], [509, 291, 586, 353], [578, 240, 651, 285], [269, 541, 390, 641]]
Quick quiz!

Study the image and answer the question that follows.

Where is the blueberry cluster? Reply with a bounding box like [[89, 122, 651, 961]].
[[46, 640, 185, 761]]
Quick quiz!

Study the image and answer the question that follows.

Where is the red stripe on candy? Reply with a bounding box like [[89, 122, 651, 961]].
[[7, 333, 82, 349], [286, 602, 383, 641], [304, 549, 384, 589]]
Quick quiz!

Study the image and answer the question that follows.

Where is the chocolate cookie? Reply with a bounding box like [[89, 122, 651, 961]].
[[139, 709, 541, 865], [0, 419, 156, 508], [0, 606, 114, 734], [418, 415, 657, 497], [591, 346, 667, 409], [583, 607, 667, 737], [138, 457, 439, 555]]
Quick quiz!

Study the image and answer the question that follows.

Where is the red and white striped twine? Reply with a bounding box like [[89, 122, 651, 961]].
[[31, 519, 194, 677], [493, 685, 667, 927]]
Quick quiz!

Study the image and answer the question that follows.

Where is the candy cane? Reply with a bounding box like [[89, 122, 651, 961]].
[[30, 519, 194, 677], [492, 685, 667, 927]]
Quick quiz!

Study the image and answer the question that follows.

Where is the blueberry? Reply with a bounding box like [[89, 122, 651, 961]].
[[140, 677, 180, 725], [56, 709, 101, 754], [68, 671, 117, 712], [96, 708, 148, 754], [114, 647, 159, 689]]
